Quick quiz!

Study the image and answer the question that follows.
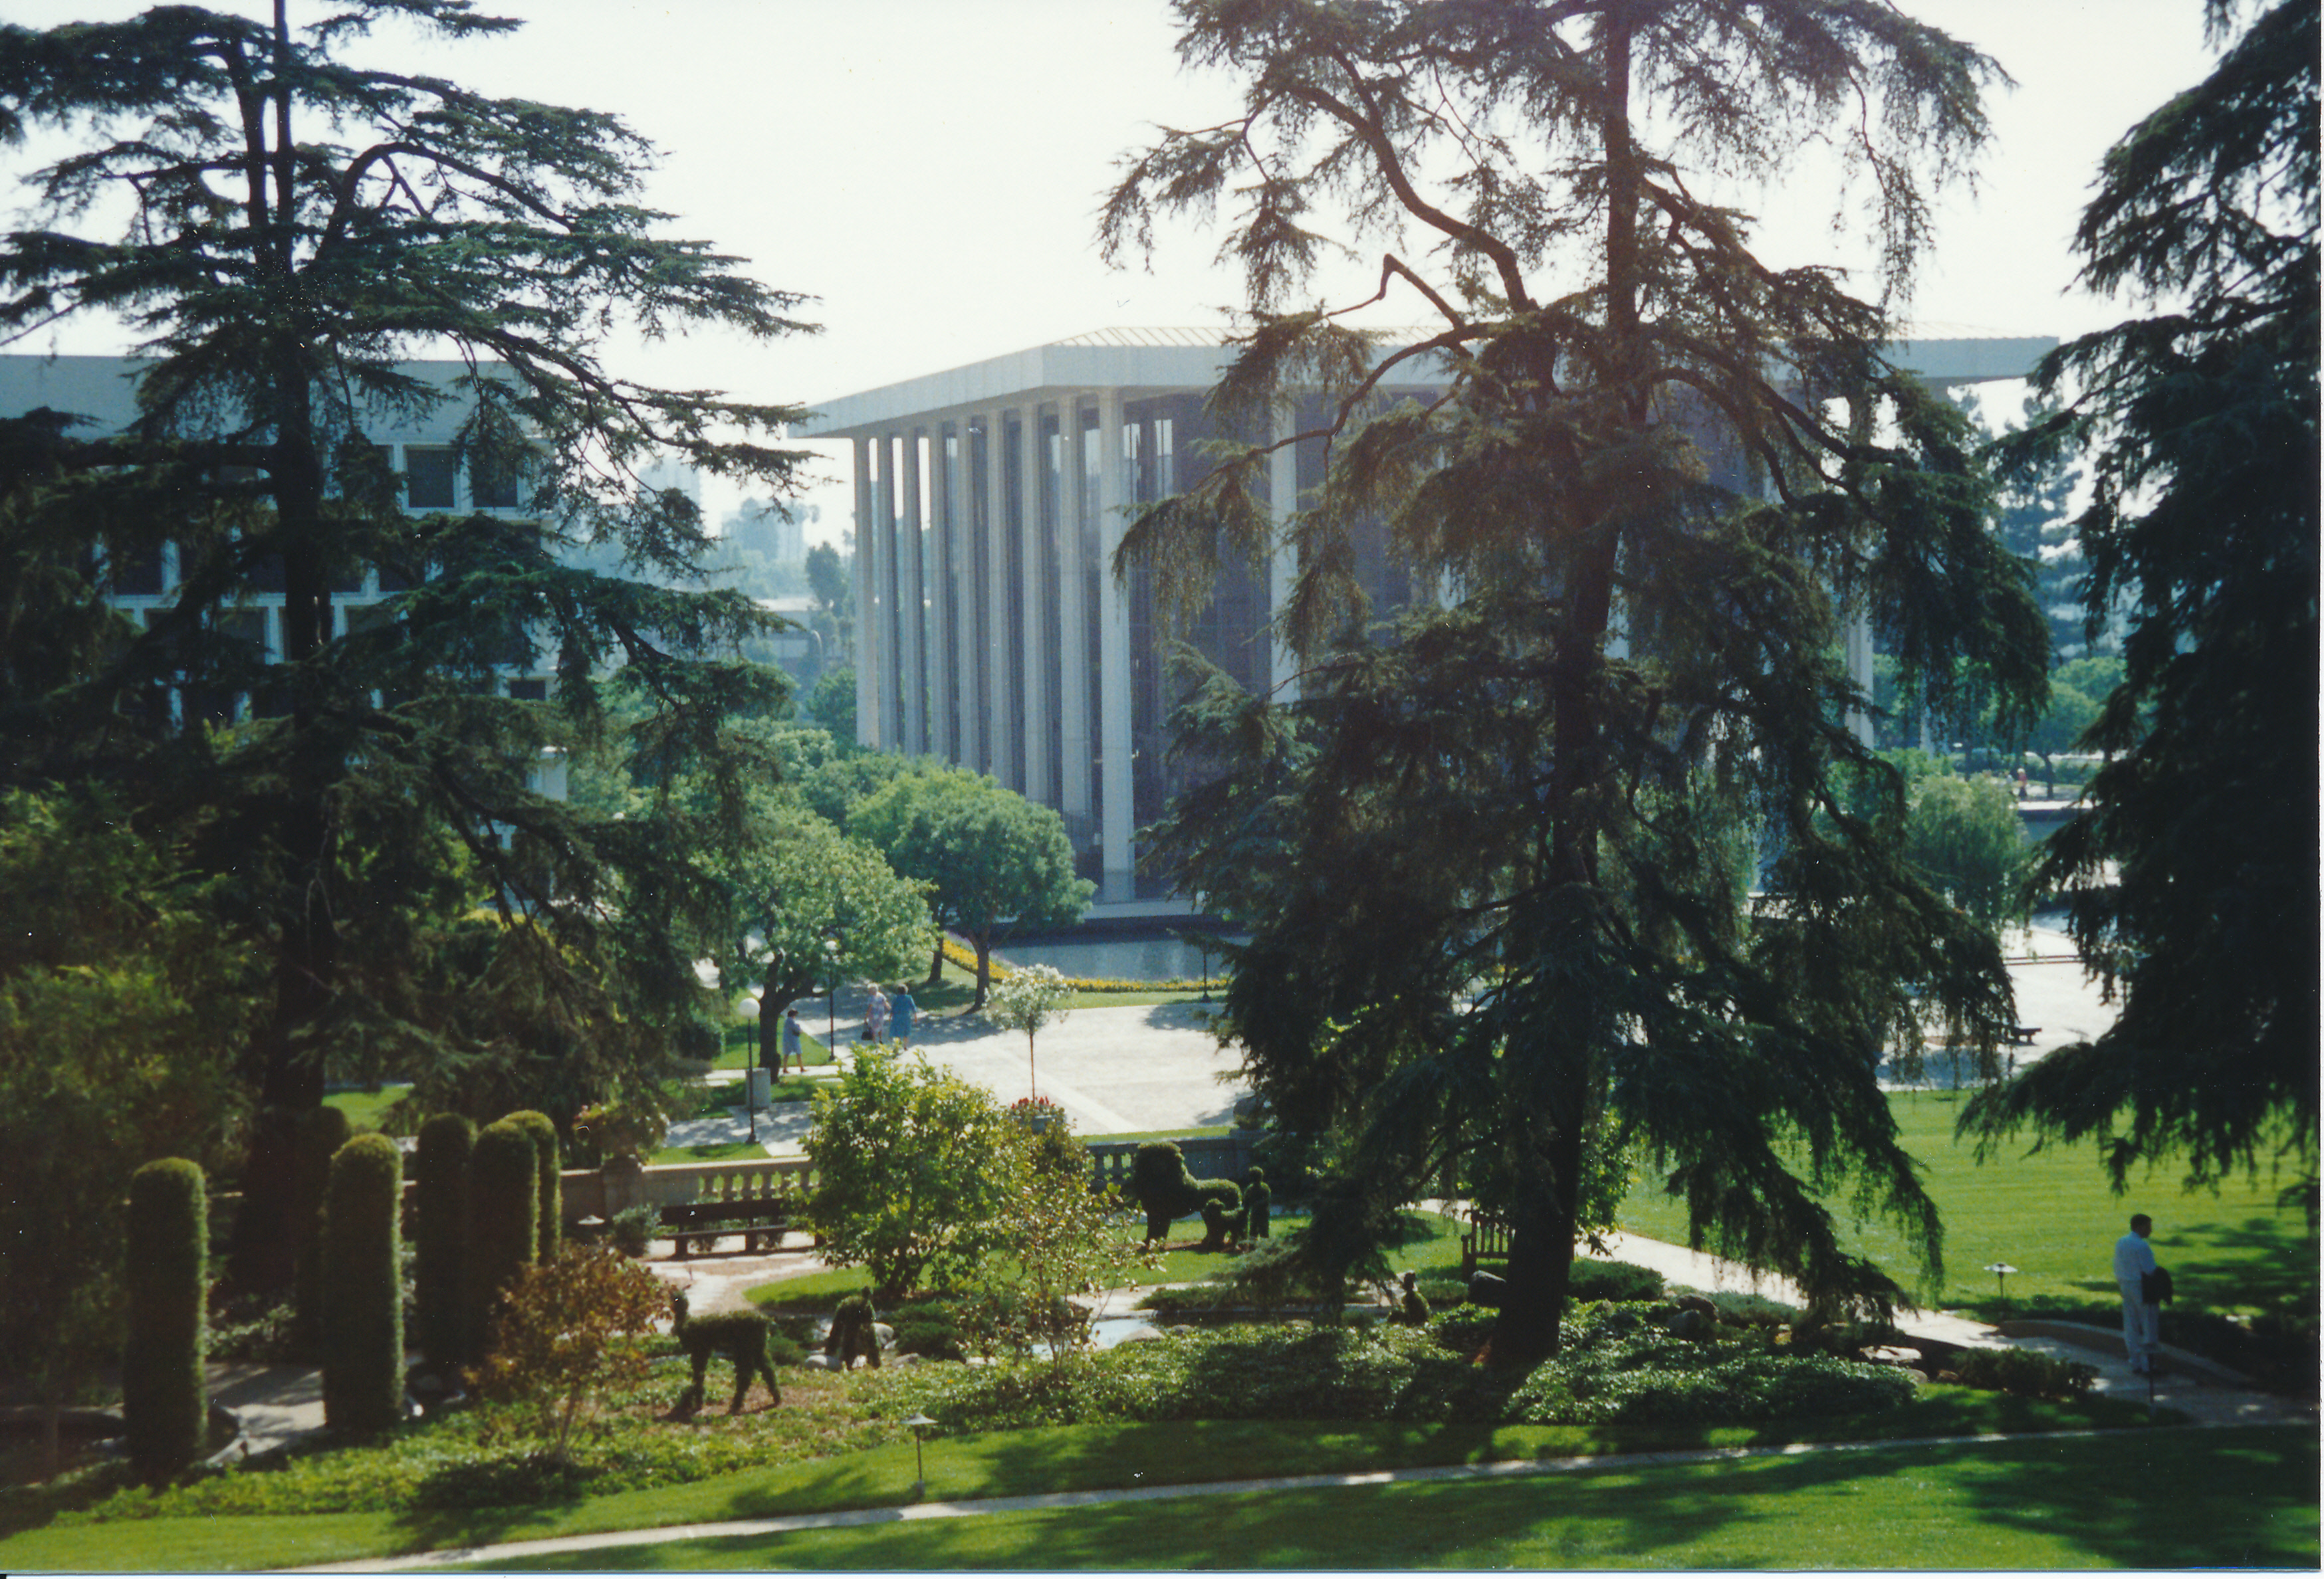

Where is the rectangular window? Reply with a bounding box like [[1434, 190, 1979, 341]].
[[405, 447, 457, 510], [471, 453, 522, 510]]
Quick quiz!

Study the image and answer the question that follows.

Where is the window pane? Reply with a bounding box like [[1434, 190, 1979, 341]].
[[406, 447, 457, 509]]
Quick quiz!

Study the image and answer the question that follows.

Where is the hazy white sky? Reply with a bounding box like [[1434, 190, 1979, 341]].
[[3, 0, 2222, 539]]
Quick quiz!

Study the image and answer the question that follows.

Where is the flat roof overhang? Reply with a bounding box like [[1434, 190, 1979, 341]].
[[794, 326, 2059, 439]]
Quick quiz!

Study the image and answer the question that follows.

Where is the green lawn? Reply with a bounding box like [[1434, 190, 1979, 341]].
[[320, 1083, 407, 1134], [0, 1398, 2216, 1572], [1618, 1091, 2314, 1315], [451, 1427, 2321, 1572]]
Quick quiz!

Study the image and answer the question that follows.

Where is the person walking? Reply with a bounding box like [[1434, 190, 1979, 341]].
[[2113, 1213, 2163, 1375], [891, 984, 917, 1045], [865, 984, 890, 1044], [780, 1007, 805, 1075]]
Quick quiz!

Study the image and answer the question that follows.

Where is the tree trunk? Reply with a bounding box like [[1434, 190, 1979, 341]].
[[971, 932, 993, 1011], [926, 938, 945, 992]]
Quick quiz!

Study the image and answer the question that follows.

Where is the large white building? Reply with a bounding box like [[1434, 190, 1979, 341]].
[[800, 328, 2055, 903]]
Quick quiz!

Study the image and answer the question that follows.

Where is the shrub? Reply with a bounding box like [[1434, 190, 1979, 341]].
[[609, 1204, 658, 1257], [1945, 1346, 2096, 1400], [1568, 1259, 1664, 1304], [826, 1293, 883, 1369], [413, 1114, 474, 1371], [471, 1245, 668, 1457], [322, 1134, 404, 1435], [1129, 1141, 1243, 1245], [122, 1157, 206, 1484], [503, 1110, 560, 1262], [1241, 1168, 1272, 1238], [467, 1118, 538, 1360], [570, 1100, 667, 1168], [292, 1105, 352, 1356]]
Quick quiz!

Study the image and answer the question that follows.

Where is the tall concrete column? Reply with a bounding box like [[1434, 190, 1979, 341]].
[[875, 435, 902, 748], [926, 428, 955, 762], [1268, 416, 1301, 702], [984, 411, 1017, 791], [947, 423, 979, 772], [897, 431, 925, 755], [1018, 403, 1052, 806], [852, 437, 877, 749], [1058, 398, 1093, 826], [1096, 389, 1135, 900], [1845, 607, 1876, 750]]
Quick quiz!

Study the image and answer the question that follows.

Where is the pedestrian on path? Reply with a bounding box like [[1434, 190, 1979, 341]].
[[781, 1007, 804, 1074], [891, 984, 917, 1045], [865, 984, 889, 1043], [2113, 1212, 2162, 1374]]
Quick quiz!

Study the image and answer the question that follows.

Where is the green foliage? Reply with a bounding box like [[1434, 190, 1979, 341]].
[[1903, 774, 2032, 928], [982, 963, 1076, 1095], [804, 1051, 1017, 1299], [0, 791, 253, 1435], [608, 1206, 659, 1259], [503, 1112, 561, 1263], [1129, 1142, 1244, 1245], [825, 1294, 883, 1370], [1973, 0, 2319, 1209], [413, 1115, 475, 1371], [471, 1246, 670, 1459], [804, 665, 858, 745], [0, 0, 815, 1292], [467, 1120, 538, 1360], [847, 765, 1093, 1007], [967, 1116, 1159, 1365], [1943, 1346, 2095, 1400], [668, 1290, 785, 1413], [1110, 1, 2045, 1364], [568, 1100, 667, 1169], [1567, 1261, 1666, 1305], [291, 1106, 352, 1357], [322, 1135, 404, 1436], [121, 1159, 206, 1485]]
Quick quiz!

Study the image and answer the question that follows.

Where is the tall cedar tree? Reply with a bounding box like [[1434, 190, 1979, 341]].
[[0, 0, 814, 1290], [1106, 0, 2046, 1360], [1967, 0, 2318, 1206]]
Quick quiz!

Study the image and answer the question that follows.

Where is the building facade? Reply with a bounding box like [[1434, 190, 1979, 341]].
[[801, 326, 2054, 904]]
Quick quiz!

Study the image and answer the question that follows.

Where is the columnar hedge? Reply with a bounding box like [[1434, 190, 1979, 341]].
[[292, 1105, 352, 1355], [123, 1157, 207, 1485], [467, 1118, 538, 1360], [505, 1110, 560, 1263], [322, 1134, 404, 1434], [413, 1114, 475, 1370]]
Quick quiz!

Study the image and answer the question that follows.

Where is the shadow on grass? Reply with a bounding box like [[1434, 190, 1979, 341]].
[[381, 1455, 598, 1554]]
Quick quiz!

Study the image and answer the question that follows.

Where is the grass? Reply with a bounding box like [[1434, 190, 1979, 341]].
[[1618, 1090, 2315, 1316], [0, 1392, 2210, 1573], [320, 1083, 407, 1134], [449, 1425, 2319, 1572]]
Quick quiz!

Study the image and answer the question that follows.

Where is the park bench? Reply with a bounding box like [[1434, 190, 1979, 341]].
[[658, 1199, 792, 1259], [1458, 1210, 1511, 1280], [2005, 1025, 2041, 1047]]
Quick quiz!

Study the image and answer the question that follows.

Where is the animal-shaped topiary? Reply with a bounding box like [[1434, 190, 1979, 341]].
[[670, 1288, 780, 1414], [824, 1293, 883, 1369], [1130, 1141, 1243, 1248], [1240, 1168, 1271, 1239]]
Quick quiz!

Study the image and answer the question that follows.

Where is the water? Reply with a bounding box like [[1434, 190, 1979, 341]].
[[994, 933, 1238, 984], [1088, 1315, 1161, 1349]]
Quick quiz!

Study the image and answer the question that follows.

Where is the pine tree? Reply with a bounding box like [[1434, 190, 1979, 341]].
[[1968, 0, 2318, 1207], [0, 0, 814, 1290], [1107, 0, 2046, 1358]]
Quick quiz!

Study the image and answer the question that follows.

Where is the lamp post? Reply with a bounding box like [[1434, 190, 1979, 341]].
[[741, 994, 760, 1144], [903, 1412, 936, 1500], [823, 936, 841, 1055], [1982, 1262, 2018, 1306]]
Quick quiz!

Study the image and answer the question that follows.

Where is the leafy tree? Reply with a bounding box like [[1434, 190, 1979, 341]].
[[469, 1244, 669, 1462], [804, 664, 859, 745], [804, 1049, 1018, 1300], [805, 542, 855, 655], [0, 1, 812, 1289], [2022, 679, 2102, 794], [983, 963, 1076, 1103], [0, 791, 254, 1469], [967, 1113, 1157, 1367], [1107, 0, 2045, 1359], [1969, 0, 2318, 1208], [709, 796, 935, 1067], [1903, 774, 2031, 931], [848, 765, 1094, 1007]]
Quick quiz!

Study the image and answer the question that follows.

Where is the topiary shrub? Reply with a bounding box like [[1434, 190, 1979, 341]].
[[413, 1114, 473, 1372], [467, 1118, 538, 1363], [123, 1158, 207, 1485], [609, 1204, 658, 1257], [1130, 1142, 1243, 1247], [1241, 1168, 1272, 1239], [503, 1110, 560, 1263], [825, 1293, 883, 1370], [292, 1105, 352, 1357], [1568, 1259, 1665, 1304], [322, 1134, 404, 1435], [668, 1287, 782, 1414]]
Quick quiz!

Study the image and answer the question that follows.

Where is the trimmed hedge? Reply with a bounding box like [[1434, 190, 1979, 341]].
[[503, 1110, 560, 1263], [467, 1118, 538, 1362], [1568, 1259, 1665, 1304], [322, 1134, 405, 1434], [122, 1158, 207, 1485], [292, 1105, 352, 1356], [413, 1113, 475, 1370]]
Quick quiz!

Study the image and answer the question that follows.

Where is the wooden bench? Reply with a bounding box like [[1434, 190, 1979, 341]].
[[1458, 1211, 1511, 1280], [659, 1199, 792, 1259], [2005, 1025, 2041, 1048]]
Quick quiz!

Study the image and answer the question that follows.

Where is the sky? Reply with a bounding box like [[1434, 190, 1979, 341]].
[[1, 0, 2224, 542]]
